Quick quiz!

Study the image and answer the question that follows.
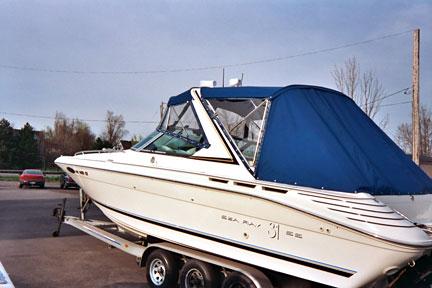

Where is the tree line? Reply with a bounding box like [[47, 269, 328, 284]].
[[0, 120, 41, 169], [0, 111, 129, 170]]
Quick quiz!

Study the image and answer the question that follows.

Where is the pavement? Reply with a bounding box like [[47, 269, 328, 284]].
[[0, 181, 148, 288]]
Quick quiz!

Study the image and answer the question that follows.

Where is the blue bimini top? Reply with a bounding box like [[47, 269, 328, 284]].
[[167, 85, 432, 195]]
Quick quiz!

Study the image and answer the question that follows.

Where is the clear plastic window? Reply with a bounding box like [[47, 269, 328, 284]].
[[131, 131, 160, 150], [208, 99, 267, 165], [143, 102, 207, 156]]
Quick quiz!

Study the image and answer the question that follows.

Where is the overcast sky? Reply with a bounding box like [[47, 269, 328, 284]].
[[0, 0, 431, 140]]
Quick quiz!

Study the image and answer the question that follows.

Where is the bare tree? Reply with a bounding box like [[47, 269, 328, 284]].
[[101, 111, 128, 146], [44, 113, 95, 167], [332, 57, 359, 100], [395, 123, 412, 154], [360, 70, 384, 120], [332, 57, 386, 125], [395, 105, 432, 157]]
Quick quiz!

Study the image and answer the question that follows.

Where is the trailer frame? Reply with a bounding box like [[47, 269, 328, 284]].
[[52, 189, 274, 288]]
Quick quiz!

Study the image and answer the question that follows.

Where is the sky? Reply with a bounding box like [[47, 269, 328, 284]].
[[0, 0, 431, 140]]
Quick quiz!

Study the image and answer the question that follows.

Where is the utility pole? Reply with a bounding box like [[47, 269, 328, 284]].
[[222, 68, 225, 87], [412, 28, 420, 165]]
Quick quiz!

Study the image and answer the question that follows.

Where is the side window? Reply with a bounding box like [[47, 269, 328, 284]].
[[143, 102, 207, 156], [208, 99, 267, 166], [132, 131, 160, 150]]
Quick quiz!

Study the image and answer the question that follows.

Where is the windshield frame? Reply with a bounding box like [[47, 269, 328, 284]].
[[134, 100, 209, 156], [206, 98, 270, 168], [131, 130, 162, 151], [155, 101, 210, 150]]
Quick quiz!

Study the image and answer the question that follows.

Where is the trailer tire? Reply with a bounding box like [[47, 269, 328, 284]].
[[222, 272, 256, 288], [179, 259, 220, 288], [145, 249, 179, 288]]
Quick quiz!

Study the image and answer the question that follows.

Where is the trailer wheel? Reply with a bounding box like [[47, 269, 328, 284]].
[[222, 272, 256, 288], [145, 249, 179, 288], [179, 259, 220, 288]]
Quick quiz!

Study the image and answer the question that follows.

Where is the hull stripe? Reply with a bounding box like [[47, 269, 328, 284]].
[[58, 161, 432, 248], [93, 199, 355, 278]]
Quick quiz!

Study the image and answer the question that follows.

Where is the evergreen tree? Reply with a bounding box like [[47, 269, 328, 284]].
[[92, 137, 112, 150], [0, 119, 16, 168], [16, 123, 41, 169]]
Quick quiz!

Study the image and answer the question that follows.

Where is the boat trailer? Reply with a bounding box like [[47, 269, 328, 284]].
[[52, 189, 274, 288], [52, 190, 432, 288]]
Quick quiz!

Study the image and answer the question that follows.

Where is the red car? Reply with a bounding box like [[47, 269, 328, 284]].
[[19, 169, 45, 188]]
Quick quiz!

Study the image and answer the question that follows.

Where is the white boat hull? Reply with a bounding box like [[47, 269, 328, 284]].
[[57, 161, 429, 288], [376, 194, 432, 226]]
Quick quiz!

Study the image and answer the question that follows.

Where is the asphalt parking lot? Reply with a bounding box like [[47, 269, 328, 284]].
[[0, 181, 148, 288]]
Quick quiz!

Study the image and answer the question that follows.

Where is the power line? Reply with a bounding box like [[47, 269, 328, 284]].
[[381, 100, 411, 108], [1, 95, 412, 125], [361, 87, 410, 108], [0, 29, 413, 75], [0, 111, 158, 124], [1, 87, 413, 122], [370, 87, 410, 105]]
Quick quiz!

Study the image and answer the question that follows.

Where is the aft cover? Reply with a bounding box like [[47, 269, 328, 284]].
[[255, 85, 432, 195], [168, 85, 432, 195]]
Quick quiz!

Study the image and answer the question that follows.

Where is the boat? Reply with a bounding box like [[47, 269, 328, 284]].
[[55, 84, 432, 287]]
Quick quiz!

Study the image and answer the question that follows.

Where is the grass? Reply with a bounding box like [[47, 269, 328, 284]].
[[0, 175, 60, 182], [0, 175, 19, 181]]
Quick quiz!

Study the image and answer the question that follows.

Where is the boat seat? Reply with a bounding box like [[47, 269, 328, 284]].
[[166, 138, 194, 150], [158, 145, 174, 153], [187, 147, 197, 154], [157, 144, 196, 156]]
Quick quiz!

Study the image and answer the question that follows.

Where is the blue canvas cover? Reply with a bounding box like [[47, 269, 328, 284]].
[[167, 85, 432, 195], [254, 85, 432, 195], [167, 87, 281, 105]]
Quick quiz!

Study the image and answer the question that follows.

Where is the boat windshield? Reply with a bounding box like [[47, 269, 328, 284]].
[[131, 131, 160, 150], [134, 101, 207, 156], [208, 99, 268, 166]]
